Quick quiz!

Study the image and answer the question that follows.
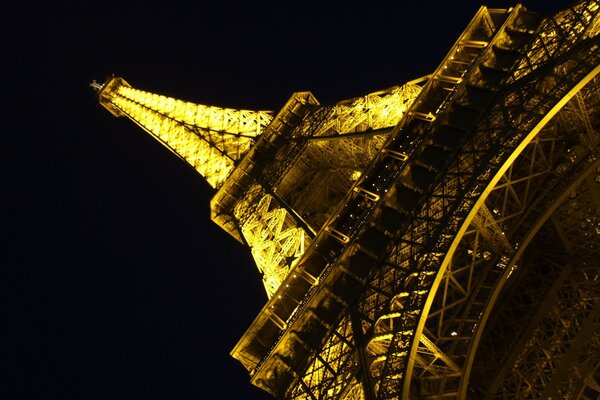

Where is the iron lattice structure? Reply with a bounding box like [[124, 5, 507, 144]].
[[93, 2, 600, 399]]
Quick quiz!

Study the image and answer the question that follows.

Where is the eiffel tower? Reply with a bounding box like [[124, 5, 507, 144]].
[[92, 2, 600, 398]]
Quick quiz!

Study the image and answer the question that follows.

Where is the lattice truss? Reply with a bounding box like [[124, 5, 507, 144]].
[[365, 5, 600, 398], [275, 2, 600, 399], [417, 123, 600, 398], [278, 134, 388, 232], [277, 82, 424, 233], [286, 82, 600, 399], [468, 164, 600, 399], [240, 84, 422, 297], [466, 70, 600, 400], [316, 82, 424, 136], [96, 77, 273, 188], [513, 1, 600, 80], [289, 316, 362, 400], [241, 194, 306, 297]]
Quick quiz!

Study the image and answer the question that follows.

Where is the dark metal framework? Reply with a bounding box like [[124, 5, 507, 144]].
[[280, 2, 600, 399]]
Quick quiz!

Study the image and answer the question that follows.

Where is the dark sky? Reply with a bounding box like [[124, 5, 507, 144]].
[[7, 1, 568, 399]]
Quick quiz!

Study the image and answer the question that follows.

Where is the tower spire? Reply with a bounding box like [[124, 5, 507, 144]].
[[92, 76, 273, 188], [89, 80, 104, 92]]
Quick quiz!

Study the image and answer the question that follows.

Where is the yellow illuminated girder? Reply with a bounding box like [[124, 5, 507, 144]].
[[241, 194, 306, 298], [95, 76, 273, 188], [317, 80, 424, 136]]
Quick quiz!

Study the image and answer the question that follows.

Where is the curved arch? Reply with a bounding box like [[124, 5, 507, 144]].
[[461, 158, 599, 398], [401, 60, 600, 399], [456, 64, 600, 398]]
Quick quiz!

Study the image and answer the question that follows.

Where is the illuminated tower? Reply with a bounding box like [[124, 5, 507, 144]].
[[92, 1, 600, 398]]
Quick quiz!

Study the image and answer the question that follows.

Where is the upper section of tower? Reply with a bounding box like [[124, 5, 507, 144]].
[[91, 75, 274, 188], [90, 74, 424, 298], [91, 75, 425, 191]]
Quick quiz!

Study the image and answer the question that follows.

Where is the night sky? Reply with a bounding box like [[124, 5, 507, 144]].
[[7, 1, 568, 399]]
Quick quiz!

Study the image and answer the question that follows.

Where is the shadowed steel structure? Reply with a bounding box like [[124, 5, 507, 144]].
[[92, 1, 600, 398]]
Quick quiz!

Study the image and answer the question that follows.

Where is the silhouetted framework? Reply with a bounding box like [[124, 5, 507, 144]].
[[93, 1, 600, 398]]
